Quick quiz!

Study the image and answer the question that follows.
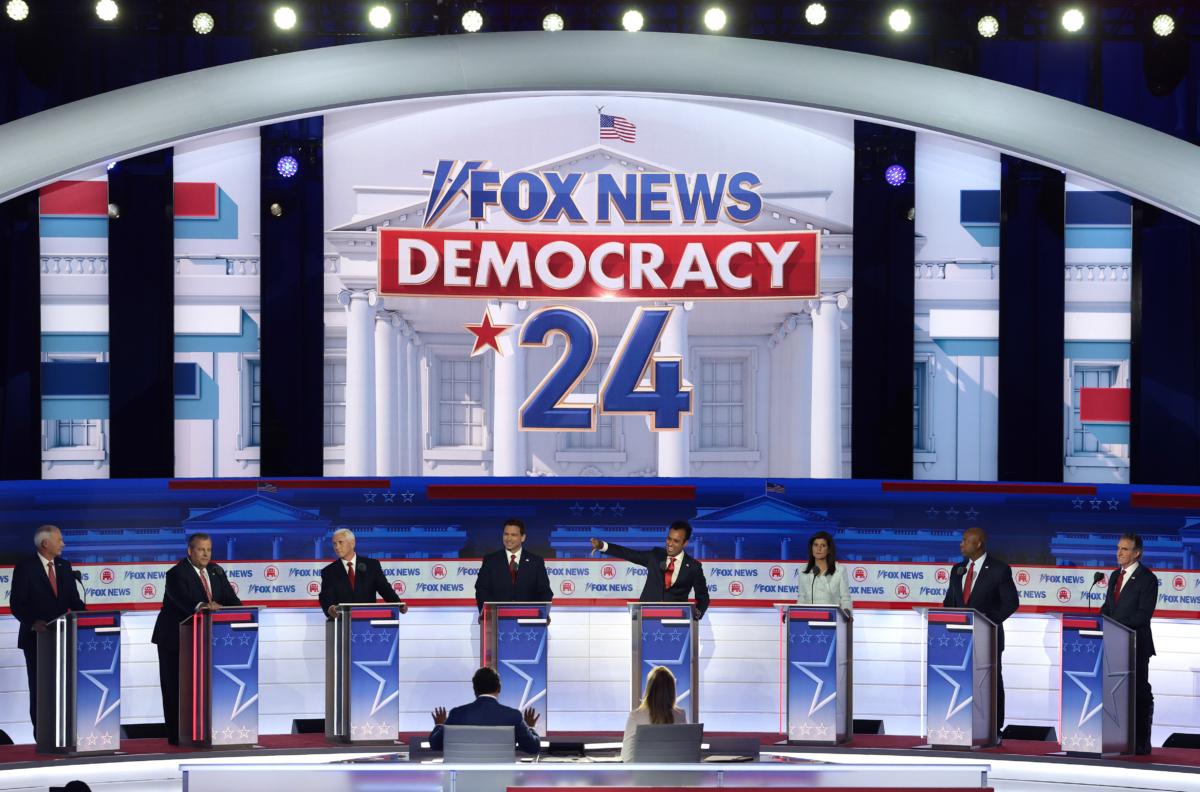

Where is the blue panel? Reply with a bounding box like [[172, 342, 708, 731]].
[[42, 361, 108, 397], [175, 364, 219, 420], [1065, 191, 1131, 226], [174, 188, 240, 239], [39, 217, 108, 238], [1064, 228, 1133, 249], [175, 310, 260, 353], [959, 190, 1000, 224], [42, 398, 108, 420], [174, 363, 200, 398], [935, 339, 999, 356], [1064, 341, 1130, 360], [962, 224, 999, 247], [42, 334, 110, 353], [1082, 424, 1130, 444]]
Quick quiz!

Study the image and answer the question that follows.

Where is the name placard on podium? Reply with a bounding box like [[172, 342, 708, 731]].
[[480, 602, 550, 731], [37, 611, 122, 755], [779, 605, 852, 744], [1059, 614, 1134, 756], [179, 606, 259, 748], [326, 604, 402, 744], [923, 607, 998, 749], [629, 603, 698, 724]]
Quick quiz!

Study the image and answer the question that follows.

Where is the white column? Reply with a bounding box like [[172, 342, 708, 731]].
[[656, 302, 691, 477], [374, 310, 401, 476], [396, 322, 411, 475], [338, 288, 378, 476], [403, 322, 422, 475], [809, 292, 848, 478], [491, 300, 527, 477], [788, 312, 813, 477]]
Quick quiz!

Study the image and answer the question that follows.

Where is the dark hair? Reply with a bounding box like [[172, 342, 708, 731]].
[[668, 521, 693, 541], [503, 518, 526, 536], [1119, 532, 1144, 554], [187, 532, 212, 549], [803, 531, 838, 576], [472, 666, 501, 696], [639, 666, 678, 725]]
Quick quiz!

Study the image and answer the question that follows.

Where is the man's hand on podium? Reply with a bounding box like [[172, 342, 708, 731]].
[[31, 620, 47, 633], [431, 706, 448, 726], [399, 602, 408, 614], [327, 604, 339, 619], [207, 601, 223, 612], [523, 707, 540, 730]]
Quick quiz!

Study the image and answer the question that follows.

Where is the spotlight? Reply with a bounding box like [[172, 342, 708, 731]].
[[703, 7, 726, 31], [367, 5, 391, 29], [95, 0, 118, 22], [622, 9, 644, 31], [804, 3, 826, 25], [269, 203, 284, 217], [887, 8, 911, 32], [1152, 14, 1174, 37], [977, 15, 998, 37], [5, 0, 29, 21], [273, 6, 296, 30], [884, 164, 908, 187], [106, 162, 117, 172], [276, 155, 299, 178], [107, 203, 120, 219], [1061, 8, 1084, 32], [542, 12, 563, 31], [192, 12, 214, 34], [461, 9, 482, 32]]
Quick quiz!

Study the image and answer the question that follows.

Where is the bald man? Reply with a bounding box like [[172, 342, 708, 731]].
[[942, 527, 1018, 740]]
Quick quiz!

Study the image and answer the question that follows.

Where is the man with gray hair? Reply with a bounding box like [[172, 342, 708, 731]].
[[9, 524, 86, 737], [319, 528, 406, 618]]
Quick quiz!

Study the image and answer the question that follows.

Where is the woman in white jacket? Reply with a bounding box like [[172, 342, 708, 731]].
[[795, 530, 853, 612]]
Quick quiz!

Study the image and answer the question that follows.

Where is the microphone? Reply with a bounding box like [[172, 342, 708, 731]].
[[811, 572, 817, 604], [1087, 570, 1106, 616], [72, 569, 86, 607], [356, 562, 366, 575]]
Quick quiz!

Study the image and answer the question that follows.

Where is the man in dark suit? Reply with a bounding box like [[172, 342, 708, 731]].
[[319, 528, 406, 618], [9, 524, 86, 737], [1100, 532, 1159, 755], [942, 526, 1018, 739], [474, 518, 552, 612], [151, 532, 242, 745], [590, 521, 710, 618], [429, 666, 541, 754]]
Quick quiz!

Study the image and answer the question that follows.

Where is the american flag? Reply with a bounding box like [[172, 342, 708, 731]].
[[599, 113, 637, 143]]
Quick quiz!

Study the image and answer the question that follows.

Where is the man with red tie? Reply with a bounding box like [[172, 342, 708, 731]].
[[942, 526, 1018, 738], [590, 521, 710, 618], [319, 528, 407, 619], [1100, 533, 1159, 755], [10, 524, 87, 738], [474, 519, 553, 612]]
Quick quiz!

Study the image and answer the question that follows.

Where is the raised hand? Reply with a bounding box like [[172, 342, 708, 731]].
[[523, 706, 540, 729], [431, 706, 448, 725], [590, 537, 602, 551]]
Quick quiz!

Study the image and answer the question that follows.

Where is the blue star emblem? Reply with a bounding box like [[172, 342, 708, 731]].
[[791, 641, 837, 716], [1064, 649, 1104, 727], [352, 629, 400, 717], [213, 631, 259, 720], [79, 639, 121, 727], [499, 629, 547, 711], [930, 641, 974, 720]]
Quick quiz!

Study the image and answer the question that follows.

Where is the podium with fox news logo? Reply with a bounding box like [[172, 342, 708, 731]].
[[36, 610, 122, 755], [630, 602, 699, 723], [326, 604, 403, 744], [480, 601, 551, 730], [1058, 614, 1134, 756], [779, 605, 852, 744], [922, 607, 998, 749], [179, 606, 259, 748]]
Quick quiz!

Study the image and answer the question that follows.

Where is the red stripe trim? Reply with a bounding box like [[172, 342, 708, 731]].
[[211, 612, 253, 623], [789, 611, 835, 621], [497, 608, 542, 617], [40, 180, 107, 216], [350, 609, 398, 619], [1079, 387, 1130, 424], [76, 616, 115, 627], [1130, 492, 1200, 509], [641, 608, 688, 618], [1063, 618, 1101, 629], [426, 484, 695, 501], [167, 478, 390, 490], [881, 481, 1096, 495], [928, 613, 969, 623], [174, 183, 218, 218]]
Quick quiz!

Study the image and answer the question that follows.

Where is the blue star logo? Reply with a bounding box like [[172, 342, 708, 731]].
[[79, 638, 121, 727], [1064, 648, 1104, 727], [214, 631, 259, 720], [930, 640, 974, 720], [353, 629, 400, 717], [499, 630, 547, 711], [791, 641, 837, 716]]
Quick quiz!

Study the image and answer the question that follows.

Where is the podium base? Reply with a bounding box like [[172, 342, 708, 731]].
[[913, 742, 997, 751], [1052, 750, 1128, 759], [778, 738, 852, 747]]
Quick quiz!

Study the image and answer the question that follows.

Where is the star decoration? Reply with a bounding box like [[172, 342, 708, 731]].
[[791, 641, 838, 718], [1072, 497, 1084, 510], [1064, 649, 1105, 728], [926, 507, 940, 519], [364, 493, 378, 503], [401, 491, 415, 503], [464, 309, 513, 357], [352, 630, 400, 718], [383, 492, 396, 503], [213, 631, 259, 721], [590, 502, 606, 516], [944, 506, 960, 520], [610, 503, 626, 515], [930, 641, 974, 721], [1107, 498, 1119, 511], [1090, 498, 1102, 510], [568, 502, 585, 516], [79, 637, 121, 728], [965, 507, 979, 520], [499, 627, 548, 711]]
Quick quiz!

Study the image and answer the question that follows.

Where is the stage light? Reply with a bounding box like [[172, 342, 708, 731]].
[[192, 12, 214, 34], [107, 203, 120, 219], [703, 7, 726, 31], [884, 164, 908, 187], [977, 15, 998, 37], [276, 155, 299, 178], [887, 8, 911, 32], [461, 9, 483, 32], [273, 6, 297, 30], [269, 203, 284, 217], [622, 9, 644, 31], [5, 0, 29, 21], [106, 162, 117, 172], [367, 5, 391, 29], [95, 0, 118, 22], [804, 3, 827, 25], [1152, 14, 1175, 37], [1061, 8, 1084, 32], [542, 13, 564, 31]]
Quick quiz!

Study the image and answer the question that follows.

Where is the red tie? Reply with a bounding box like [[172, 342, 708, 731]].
[[199, 568, 212, 601], [962, 561, 975, 604], [347, 561, 356, 591], [1113, 569, 1125, 602], [664, 556, 675, 591], [47, 562, 58, 598], [510, 554, 518, 584]]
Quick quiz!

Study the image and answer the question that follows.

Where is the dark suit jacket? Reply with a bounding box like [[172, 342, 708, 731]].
[[428, 695, 541, 754], [9, 554, 87, 650], [151, 559, 242, 649], [474, 549, 553, 611], [942, 555, 1019, 650], [318, 555, 400, 615], [1100, 564, 1158, 660], [603, 542, 710, 617]]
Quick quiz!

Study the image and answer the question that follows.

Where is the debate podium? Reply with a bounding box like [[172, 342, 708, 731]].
[[179, 606, 259, 748], [923, 607, 999, 749], [779, 604, 852, 744], [326, 604, 403, 744], [1058, 614, 1134, 756], [629, 602, 699, 724], [35, 610, 122, 755], [480, 601, 551, 730]]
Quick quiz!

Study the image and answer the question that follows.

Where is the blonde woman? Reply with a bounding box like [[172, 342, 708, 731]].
[[621, 666, 688, 761]]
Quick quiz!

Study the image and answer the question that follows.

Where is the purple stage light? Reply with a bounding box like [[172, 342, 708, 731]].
[[884, 164, 907, 187], [276, 155, 299, 178]]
